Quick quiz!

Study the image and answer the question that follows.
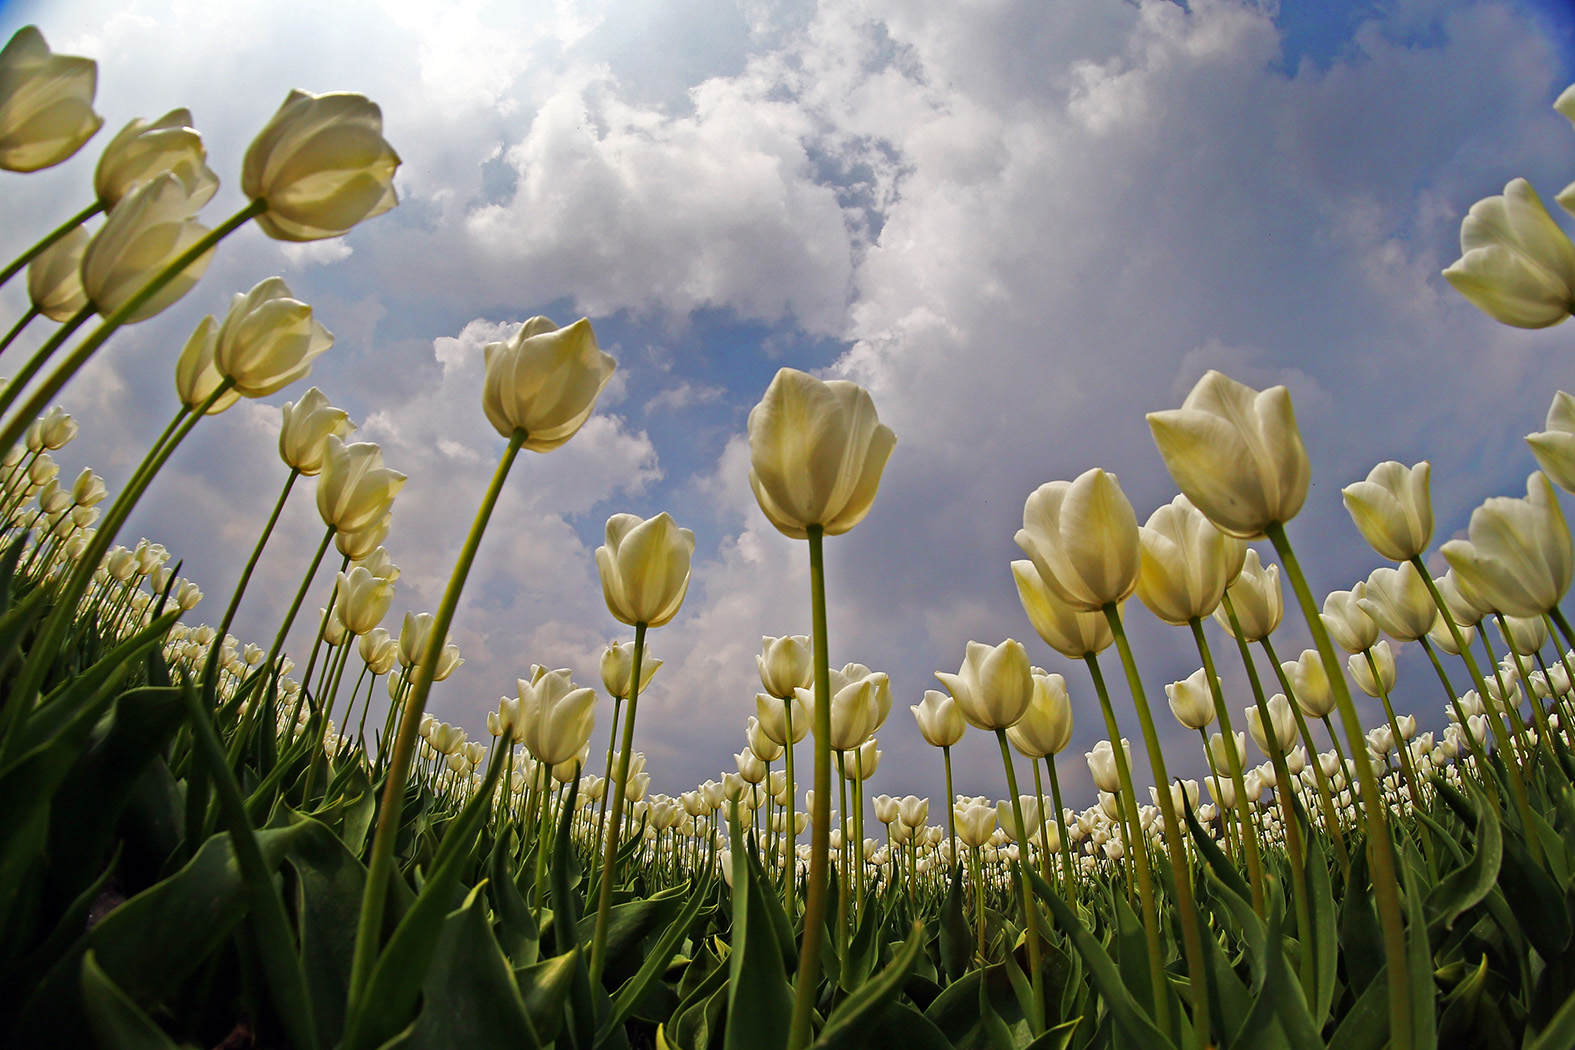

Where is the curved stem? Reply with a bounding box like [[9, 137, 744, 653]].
[[0, 304, 41, 359], [0, 201, 103, 290], [787, 525, 832, 1050], [1104, 604, 1209, 1045], [0, 304, 93, 422], [348, 427, 526, 1008], [0, 200, 266, 459], [592, 619, 647, 983], [1271, 522, 1412, 1050], [203, 469, 299, 702]]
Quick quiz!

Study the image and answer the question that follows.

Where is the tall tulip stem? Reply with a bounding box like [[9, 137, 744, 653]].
[[591, 620, 647, 983], [782, 697, 798, 914], [1271, 522, 1413, 1050], [995, 728, 1044, 1034], [1103, 604, 1210, 1045], [0, 200, 103, 291], [203, 469, 299, 704], [0, 304, 41, 359], [348, 426, 526, 1009], [787, 525, 832, 1050]]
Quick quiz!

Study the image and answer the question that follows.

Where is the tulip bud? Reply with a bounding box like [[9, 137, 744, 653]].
[[1342, 461, 1433, 562], [94, 108, 218, 210], [358, 627, 398, 675], [1213, 549, 1282, 641], [755, 691, 808, 746], [317, 436, 406, 535], [757, 634, 813, 698], [1165, 667, 1217, 731], [481, 316, 618, 449], [1357, 562, 1436, 642], [1136, 493, 1243, 624], [1007, 670, 1074, 757], [26, 225, 90, 321], [1442, 178, 1575, 329], [1016, 469, 1140, 612], [335, 513, 391, 561], [873, 794, 898, 824], [1321, 584, 1380, 653], [1427, 611, 1475, 656], [515, 667, 597, 766], [910, 689, 965, 748], [213, 277, 333, 398], [1146, 370, 1311, 538], [1246, 694, 1298, 754], [1349, 641, 1397, 698], [280, 387, 355, 475], [747, 368, 896, 539], [601, 639, 662, 699], [336, 565, 395, 636], [1442, 472, 1574, 618], [0, 26, 102, 172], [1285, 648, 1337, 718], [595, 512, 695, 628], [242, 89, 401, 241], [174, 316, 241, 416], [746, 716, 784, 763], [1497, 614, 1549, 657], [82, 173, 214, 322], [936, 639, 1034, 732], [1011, 559, 1113, 658], [1086, 739, 1130, 794]]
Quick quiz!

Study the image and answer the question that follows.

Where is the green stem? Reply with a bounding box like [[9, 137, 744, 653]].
[[597, 694, 623, 845], [1105, 604, 1210, 1046], [0, 200, 266, 459], [0, 304, 93, 422], [203, 470, 299, 702], [1044, 756, 1077, 899], [0, 201, 103, 290], [1271, 522, 1412, 1050], [1083, 652, 1168, 1031], [1260, 635, 1352, 870], [783, 697, 798, 915], [0, 304, 41, 359], [943, 745, 957, 871], [1363, 647, 1425, 810], [996, 728, 1045, 1035], [1416, 636, 1498, 802], [591, 621, 647, 983], [347, 427, 526, 1008], [1192, 610, 1266, 914], [787, 525, 832, 1050]]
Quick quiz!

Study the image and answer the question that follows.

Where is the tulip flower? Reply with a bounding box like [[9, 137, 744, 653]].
[[910, 689, 965, 748], [804, 673, 879, 751], [335, 565, 395, 636], [601, 639, 662, 699], [316, 436, 406, 535], [1011, 559, 1114, 658], [335, 513, 390, 561], [755, 692, 808, 746], [1443, 178, 1575, 328], [746, 368, 896, 539], [1136, 493, 1245, 624], [1146, 370, 1310, 538], [26, 224, 89, 321], [213, 278, 333, 398], [0, 26, 102, 172], [359, 627, 398, 675], [1165, 667, 1217, 730], [1357, 562, 1438, 643], [936, 639, 1034, 732], [758, 634, 813, 698], [1285, 648, 1337, 718], [279, 387, 355, 475], [1213, 549, 1282, 641], [1342, 461, 1433, 562], [94, 108, 218, 211], [481, 316, 617, 449], [595, 512, 695, 628], [1349, 640, 1397, 697], [1498, 613, 1549, 657], [1526, 391, 1575, 494], [955, 800, 996, 848], [174, 317, 241, 416], [31, 405, 75, 450], [1086, 739, 1129, 794], [1016, 468, 1141, 612], [1426, 610, 1475, 656], [746, 716, 783, 763], [242, 89, 400, 241], [516, 668, 598, 766], [82, 173, 214, 323], [1246, 693, 1299, 753], [1442, 472, 1573, 618], [1006, 670, 1074, 757]]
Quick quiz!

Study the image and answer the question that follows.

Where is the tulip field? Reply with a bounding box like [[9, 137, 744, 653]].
[[9, 21, 1575, 1050]]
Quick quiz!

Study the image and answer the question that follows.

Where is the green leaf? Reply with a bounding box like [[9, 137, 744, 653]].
[[1526, 981, 1575, 1050], [1303, 833, 1338, 1028], [489, 837, 539, 966], [289, 812, 369, 1047], [1402, 844, 1438, 1050], [1023, 864, 1175, 1050], [600, 881, 708, 1042], [1425, 784, 1501, 937], [517, 948, 581, 1046], [811, 921, 925, 1050], [1184, 794, 1251, 902], [79, 950, 186, 1050], [864, 1001, 954, 1050], [1326, 970, 1389, 1050], [1339, 845, 1383, 995], [397, 882, 543, 1050], [574, 883, 686, 987], [938, 863, 973, 982], [1498, 826, 1570, 962], [722, 819, 791, 1050]]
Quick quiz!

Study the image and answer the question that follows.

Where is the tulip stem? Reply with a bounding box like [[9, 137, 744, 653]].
[[995, 728, 1044, 1034], [0, 304, 93, 423], [1191, 611, 1266, 915], [1415, 636, 1497, 795], [348, 426, 525, 1010], [1271, 522, 1413, 1050], [1083, 652, 1168, 1028], [0, 199, 266, 460], [1104, 605, 1210, 1046], [0, 304, 40, 360], [597, 694, 623, 845], [591, 620, 648, 983], [942, 744, 957, 871], [1260, 636, 1352, 870], [783, 698, 798, 915], [787, 525, 832, 1050], [0, 201, 103, 291]]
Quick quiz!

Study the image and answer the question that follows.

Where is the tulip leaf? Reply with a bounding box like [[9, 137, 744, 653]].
[[489, 837, 539, 965], [1499, 827, 1570, 962], [811, 921, 926, 1050], [289, 811, 369, 1047], [574, 883, 686, 987], [1426, 785, 1501, 937], [1526, 981, 1575, 1050], [1023, 864, 1174, 1050], [79, 950, 186, 1050], [397, 882, 543, 1050], [517, 947, 580, 1046], [722, 819, 791, 1050], [938, 864, 973, 982], [1340, 845, 1384, 995], [600, 881, 708, 1042], [1183, 795, 1251, 902], [1303, 833, 1338, 1028], [1403, 844, 1439, 1050]]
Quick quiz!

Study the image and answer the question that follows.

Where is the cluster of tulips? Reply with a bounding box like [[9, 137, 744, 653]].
[[11, 20, 1575, 1050]]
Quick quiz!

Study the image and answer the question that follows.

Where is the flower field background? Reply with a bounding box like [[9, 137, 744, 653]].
[[6, 19, 1575, 1050]]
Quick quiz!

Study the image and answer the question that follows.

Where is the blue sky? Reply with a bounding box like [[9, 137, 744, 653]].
[[3, 0, 1574, 816]]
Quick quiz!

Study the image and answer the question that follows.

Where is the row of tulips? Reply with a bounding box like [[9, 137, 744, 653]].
[[7, 21, 1575, 1050]]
